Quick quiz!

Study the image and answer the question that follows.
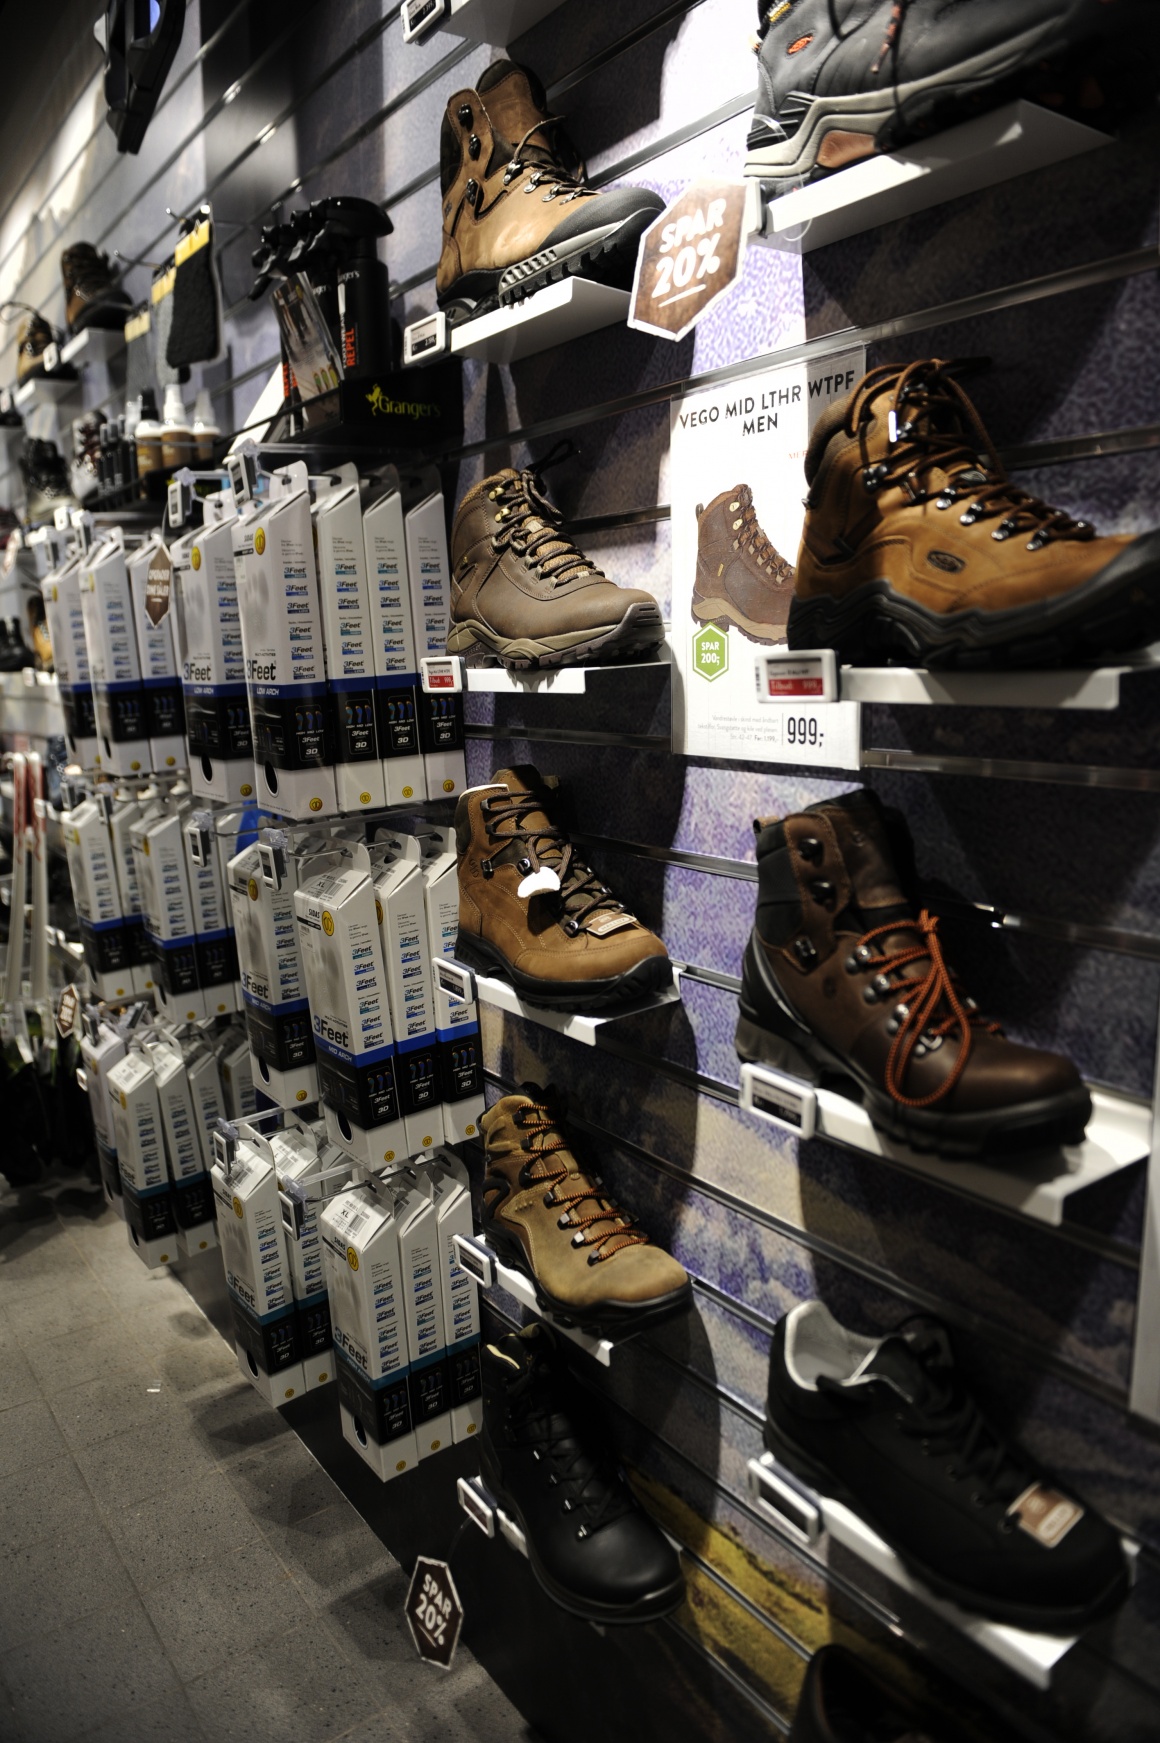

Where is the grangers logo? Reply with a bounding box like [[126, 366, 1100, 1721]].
[[365, 384, 440, 420]]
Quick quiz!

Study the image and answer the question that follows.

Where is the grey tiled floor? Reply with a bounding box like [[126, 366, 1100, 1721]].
[[0, 1179, 530, 1743]]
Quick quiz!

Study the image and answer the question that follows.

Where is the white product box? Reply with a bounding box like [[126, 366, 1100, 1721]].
[[322, 1183, 420, 1480], [420, 827, 484, 1143], [211, 1133, 305, 1405], [133, 805, 209, 1022], [79, 532, 152, 777], [42, 557, 99, 768], [372, 833, 441, 1158], [107, 794, 153, 997], [187, 1045, 225, 1141], [183, 812, 239, 1017], [219, 1034, 257, 1120], [148, 1040, 216, 1248], [171, 494, 257, 805], [81, 1021, 127, 1216], [429, 1153, 482, 1442], [295, 851, 406, 1168], [362, 477, 426, 806], [62, 796, 138, 1003], [233, 485, 338, 820], [126, 536, 186, 773], [227, 839, 318, 1108], [109, 1050, 179, 1267], [404, 487, 465, 799], [394, 1176, 452, 1458], [270, 1123, 351, 1392], [314, 472, 387, 814]]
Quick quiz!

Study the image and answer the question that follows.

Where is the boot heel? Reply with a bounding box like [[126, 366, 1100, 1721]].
[[735, 1014, 822, 1085]]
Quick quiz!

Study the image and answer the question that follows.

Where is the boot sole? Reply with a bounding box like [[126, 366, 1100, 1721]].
[[447, 598, 664, 671], [455, 929, 673, 1010], [743, 4, 1122, 192], [786, 531, 1160, 670], [438, 210, 658, 322], [735, 1009, 1092, 1160], [761, 1415, 1129, 1635], [690, 596, 788, 646], [483, 1225, 693, 1336], [477, 1451, 687, 1624]]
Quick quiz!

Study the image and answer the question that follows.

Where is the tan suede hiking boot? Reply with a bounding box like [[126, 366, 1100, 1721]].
[[436, 59, 664, 318], [693, 484, 796, 644], [736, 789, 1091, 1159], [455, 764, 671, 1008], [480, 1086, 690, 1333], [449, 465, 664, 669], [61, 244, 132, 336], [788, 359, 1160, 668]]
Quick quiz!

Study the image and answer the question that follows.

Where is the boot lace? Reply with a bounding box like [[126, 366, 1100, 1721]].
[[481, 784, 632, 933], [871, 1, 907, 76], [501, 116, 596, 205], [730, 488, 793, 582], [849, 908, 1002, 1108], [849, 359, 1095, 553], [0, 302, 56, 353], [512, 1099, 650, 1263], [489, 452, 603, 588], [510, 1357, 635, 1535]]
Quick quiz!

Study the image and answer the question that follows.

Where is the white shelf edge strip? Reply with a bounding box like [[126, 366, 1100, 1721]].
[[452, 1231, 613, 1365]]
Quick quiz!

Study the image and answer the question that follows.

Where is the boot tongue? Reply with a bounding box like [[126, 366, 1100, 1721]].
[[835, 1336, 933, 1409], [477, 59, 562, 170], [491, 766, 556, 842]]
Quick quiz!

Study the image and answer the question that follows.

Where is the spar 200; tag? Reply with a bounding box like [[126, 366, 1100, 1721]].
[[145, 543, 173, 625], [405, 1556, 463, 1670]]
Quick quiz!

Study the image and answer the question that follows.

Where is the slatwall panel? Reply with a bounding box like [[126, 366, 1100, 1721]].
[[4, 4, 1159, 1739]]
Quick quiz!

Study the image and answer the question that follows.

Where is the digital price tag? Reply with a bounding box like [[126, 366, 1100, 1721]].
[[451, 1231, 496, 1288], [401, 0, 447, 41], [402, 309, 449, 365], [43, 341, 60, 375], [747, 1454, 823, 1546], [435, 958, 474, 1005], [420, 655, 463, 693], [755, 648, 837, 703], [739, 1061, 818, 1139], [457, 1475, 497, 1539]]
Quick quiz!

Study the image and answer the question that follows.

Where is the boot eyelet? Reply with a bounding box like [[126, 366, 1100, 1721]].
[[468, 133, 481, 159], [586, 1253, 601, 1267], [971, 1493, 986, 1508], [844, 954, 860, 974], [886, 1017, 900, 1035], [517, 856, 531, 873], [793, 937, 817, 967], [999, 1517, 1015, 1534], [872, 975, 891, 995], [809, 878, 834, 903], [457, 104, 473, 125], [797, 836, 823, 862], [562, 919, 579, 936], [863, 986, 879, 1004], [465, 179, 479, 206], [570, 1233, 585, 1249], [480, 857, 494, 879]]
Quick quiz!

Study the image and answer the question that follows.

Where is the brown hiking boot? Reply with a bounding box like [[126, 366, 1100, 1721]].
[[693, 484, 796, 644], [788, 359, 1160, 668], [455, 764, 671, 1008], [480, 1085, 691, 1333], [736, 789, 1091, 1158], [3, 305, 71, 385], [61, 244, 132, 335], [449, 464, 664, 669], [436, 60, 664, 319]]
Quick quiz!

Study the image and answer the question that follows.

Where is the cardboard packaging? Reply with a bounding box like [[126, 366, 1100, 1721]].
[[42, 555, 99, 769], [393, 1175, 452, 1458], [80, 1017, 127, 1217], [171, 492, 256, 805], [428, 1153, 482, 1442], [133, 803, 211, 1023], [218, 1032, 257, 1121], [148, 1039, 216, 1254], [183, 811, 240, 1017], [227, 837, 317, 1108], [419, 827, 484, 1144], [108, 1049, 179, 1268], [187, 1044, 226, 1143], [269, 1122, 351, 1392], [403, 486, 465, 800], [321, 1182, 420, 1480], [62, 794, 138, 1003], [314, 472, 386, 814], [294, 850, 406, 1167], [362, 476, 425, 805], [233, 481, 338, 819], [211, 1131, 305, 1406], [371, 832, 440, 1158], [107, 792, 153, 996], [126, 535, 186, 773], [79, 532, 153, 777]]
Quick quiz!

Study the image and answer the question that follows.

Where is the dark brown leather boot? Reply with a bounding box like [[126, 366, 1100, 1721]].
[[450, 465, 663, 669], [735, 790, 1090, 1158], [456, 765, 671, 1008], [480, 1085, 691, 1333], [437, 60, 663, 318], [693, 484, 796, 644], [61, 244, 132, 335], [788, 359, 1160, 668]]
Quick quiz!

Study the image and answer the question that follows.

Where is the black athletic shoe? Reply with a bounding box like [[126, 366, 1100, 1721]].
[[765, 1301, 1130, 1634], [479, 1323, 685, 1624], [744, 0, 1158, 195], [790, 1645, 945, 1743]]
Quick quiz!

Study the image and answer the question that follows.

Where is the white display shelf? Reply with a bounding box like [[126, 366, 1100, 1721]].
[[405, 279, 631, 369], [453, 1230, 615, 1365], [462, 653, 669, 695], [837, 660, 1156, 711], [14, 373, 80, 410], [745, 101, 1111, 253], [747, 1453, 1134, 1689], [465, 963, 683, 1044], [458, 1473, 529, 1557], [403, 0, 564, 46], [0, 669, 65, 738], [61, 326, 125, 367], [740, 1061, 1150, 1227]]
